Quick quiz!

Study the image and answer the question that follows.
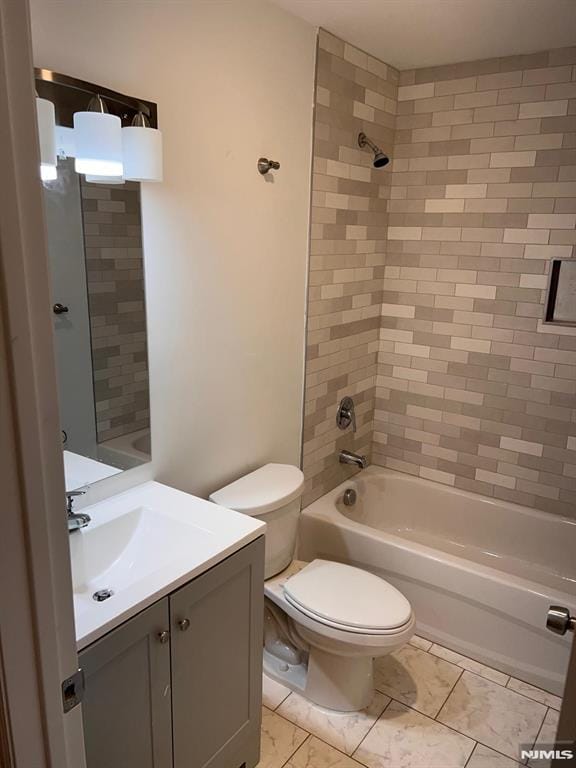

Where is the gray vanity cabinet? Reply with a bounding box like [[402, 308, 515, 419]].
[[79, 598, 173, 768], [79, 537, 264, 768], [170, 536, 265, 768]]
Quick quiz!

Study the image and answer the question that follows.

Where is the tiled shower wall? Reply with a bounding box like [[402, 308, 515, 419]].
[[304, 35, 576, 516], [81, 179, 150, 443], [302, 30, 398, 506], [376, 48, 576, 517]]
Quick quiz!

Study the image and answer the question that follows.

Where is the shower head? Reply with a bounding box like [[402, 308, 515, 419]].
[[358, 132, 389, 168]]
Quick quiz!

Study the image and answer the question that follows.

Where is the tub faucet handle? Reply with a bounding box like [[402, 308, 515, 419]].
[[337, 396, 356, 432]]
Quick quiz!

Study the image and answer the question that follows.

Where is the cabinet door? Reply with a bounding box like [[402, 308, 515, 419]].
[[79, 599, 173, 768], [171, 537, 265, 768]]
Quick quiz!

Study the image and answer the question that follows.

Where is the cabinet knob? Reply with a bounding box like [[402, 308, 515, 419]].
[[158, 630, 170, 644], [178, 618, 190, 632]]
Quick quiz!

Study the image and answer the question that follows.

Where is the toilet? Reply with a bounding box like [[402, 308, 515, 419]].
[[210, 463, 415, 712]]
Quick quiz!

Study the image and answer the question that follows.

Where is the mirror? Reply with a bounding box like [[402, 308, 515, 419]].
[[43, 154, 151, 491]]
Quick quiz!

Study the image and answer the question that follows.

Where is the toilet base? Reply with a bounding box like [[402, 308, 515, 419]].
[[263, 646, 374, 712]]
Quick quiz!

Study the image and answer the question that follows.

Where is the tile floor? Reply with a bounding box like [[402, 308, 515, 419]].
[[258, 635, 562, 768]]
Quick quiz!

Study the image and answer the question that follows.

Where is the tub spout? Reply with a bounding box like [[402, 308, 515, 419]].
[[339, 450, 368, 469]]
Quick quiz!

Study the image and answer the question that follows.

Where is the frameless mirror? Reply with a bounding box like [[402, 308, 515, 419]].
[[39, 72, 155, 492]]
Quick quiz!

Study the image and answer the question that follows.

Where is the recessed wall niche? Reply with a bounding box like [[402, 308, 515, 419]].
[[545, 259, 576, 326]]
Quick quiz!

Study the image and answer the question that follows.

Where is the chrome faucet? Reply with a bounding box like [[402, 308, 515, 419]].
[[339, 450, 368, 469], [66, 489, 90, 532]]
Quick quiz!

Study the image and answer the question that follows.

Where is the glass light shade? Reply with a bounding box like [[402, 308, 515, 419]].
[[122, 126, 163, 182], [85, 174, 125, 185], [73, 111, 123, 177], [36, 97, 57, 181]]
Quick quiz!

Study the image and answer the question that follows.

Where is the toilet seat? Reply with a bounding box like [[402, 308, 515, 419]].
[[283, 559, 412, 636]]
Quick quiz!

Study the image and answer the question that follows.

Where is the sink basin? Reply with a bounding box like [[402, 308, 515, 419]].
[[70, 481, 265, 649]]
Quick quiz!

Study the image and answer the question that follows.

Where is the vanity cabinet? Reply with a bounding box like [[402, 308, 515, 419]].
[[79, 537, 264, 768]]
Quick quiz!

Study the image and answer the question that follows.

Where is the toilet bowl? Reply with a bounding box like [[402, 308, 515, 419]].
[[210, 463, 415, 712]]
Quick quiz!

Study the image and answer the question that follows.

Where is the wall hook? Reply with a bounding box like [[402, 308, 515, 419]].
[[258, 157, 280, 175]]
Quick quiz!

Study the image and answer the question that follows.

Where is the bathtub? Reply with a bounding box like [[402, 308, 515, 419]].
[[299, 466, 576, 695]]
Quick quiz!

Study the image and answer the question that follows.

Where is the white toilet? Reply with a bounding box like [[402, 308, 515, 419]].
[[210, 463, 415, 712]]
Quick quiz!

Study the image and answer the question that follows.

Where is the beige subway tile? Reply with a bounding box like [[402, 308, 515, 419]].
[[414, 94, 455, 113], [388, 226, 423, 240], [518, 100, 568, 119], [497, 84, 546, 104], [412, 125, 451, 143], [486, 182, 532, 197], [524, 244, 573, 259], [398, 82, 435, 101], [527, 213, 576, 229], [455, 283, 496, 299], [437, 268, 477, 283], [420, 466, 456, 485], [477, 70, 522, 91], [514, 133, 564, 151], [519, 274, 547, 288], [476, 468, 516, 489], [522, 65, 573, 85], [435, 295, 474, 310], [409, 156, 449, 171], [353, 101, 376, 121], [546, 81, 576, 100], [494, 118, 542, 137], [462, 227, 504, 242], [395, 342, 431, 358], [381, 303, 416, 318], [448, 154, 490, 169], [454, 90, 498, 109], [470, 136, 515, 154], [473, 104, 519, 123], [451, 336, 491, 353], [435, 77, 477, 96], [489, 150, 536, 168], [445, 183, 487, 198], [432, 108, 474, 126], [503, 228, 549, 244], [393, 366, 428, 382], [533, 181, 576, 197], [425, 199, 465, 213], [451, 123, 495, 140], [467, 168, 511, 184], [464, 198, 508, 213], [500, 436, 543, 456], [422, 227, 462, 241]]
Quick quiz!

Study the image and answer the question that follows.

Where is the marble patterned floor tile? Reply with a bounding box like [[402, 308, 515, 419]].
[[374, 643, 462, 717], [507, 677, 562, 711], [429, 643, 510, 686], [353, 699, 474, 768], [258, 706, 308, 768], [286, 736, 366, 768], [263, 674, 291, 710], [409, 634, 433, 652], [437, 671, 546, 760], [529, 708, 560, 768], [277, 691, 390, 755], [467, 743, 521, 768]]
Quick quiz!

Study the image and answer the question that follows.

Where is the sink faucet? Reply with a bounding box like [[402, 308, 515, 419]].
[[339, 450, 368, 469], [67, 489, 90, 532]]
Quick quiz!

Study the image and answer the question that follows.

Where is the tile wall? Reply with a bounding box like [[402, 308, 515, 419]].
[[302, 30, 398, 506], [81, 179, 150, 443], [376, 47, 576, 516], [304, 34, 576, 516]]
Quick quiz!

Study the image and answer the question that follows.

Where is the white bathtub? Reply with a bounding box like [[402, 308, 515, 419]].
[[299, 466, 576, 695]]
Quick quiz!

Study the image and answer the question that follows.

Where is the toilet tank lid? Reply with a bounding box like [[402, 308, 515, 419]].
[[209, 463, 305, 516]]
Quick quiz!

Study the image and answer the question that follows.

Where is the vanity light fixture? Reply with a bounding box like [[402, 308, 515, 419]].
[[122, 112, 163, 182], [85, 174, 125, 185], [36, 96, 57, 181], [73, 94, 123, 177]]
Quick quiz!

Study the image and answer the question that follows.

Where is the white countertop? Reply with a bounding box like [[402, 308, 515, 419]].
[[70, 481, 265, 650]]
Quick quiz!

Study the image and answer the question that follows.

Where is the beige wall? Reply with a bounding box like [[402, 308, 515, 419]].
[[30, 0, 316, 497], [376, 49, 576, 516], [303, 30, 398, 505]]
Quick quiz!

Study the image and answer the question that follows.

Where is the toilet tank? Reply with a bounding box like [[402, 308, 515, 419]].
[[209, 464, 304, 579]]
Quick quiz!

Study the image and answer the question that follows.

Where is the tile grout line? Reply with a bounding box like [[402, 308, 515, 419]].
[[349, 695, 394, 764]]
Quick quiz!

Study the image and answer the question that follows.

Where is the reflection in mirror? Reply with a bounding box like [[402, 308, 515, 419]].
[[43, 158, 151, 491]]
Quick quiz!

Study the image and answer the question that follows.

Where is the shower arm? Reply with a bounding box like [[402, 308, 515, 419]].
[[358, 132, 379, 154]]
